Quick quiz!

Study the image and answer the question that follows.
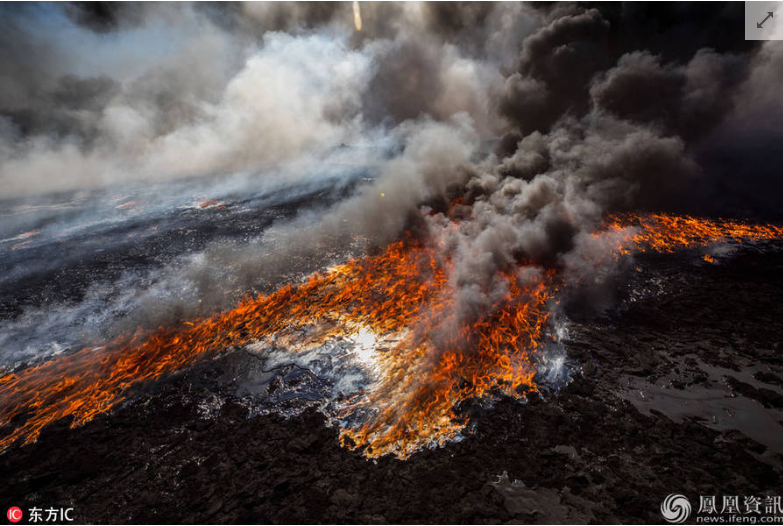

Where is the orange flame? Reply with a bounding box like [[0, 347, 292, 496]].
[[606, 212, 783, 253], [1, 212, 782, 458], [0, 236, 551, 458]]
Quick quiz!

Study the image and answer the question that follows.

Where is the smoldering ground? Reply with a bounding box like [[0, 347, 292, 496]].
[[1, 2, 782, 369]]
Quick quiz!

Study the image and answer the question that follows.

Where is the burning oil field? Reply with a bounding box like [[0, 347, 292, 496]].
[[2, 2, 783, 525]]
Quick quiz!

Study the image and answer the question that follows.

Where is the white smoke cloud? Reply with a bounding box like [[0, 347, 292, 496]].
[[0, 2, 528, 200], [0, 31, 374, 198]]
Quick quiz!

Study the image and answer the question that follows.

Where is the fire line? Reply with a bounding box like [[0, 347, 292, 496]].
[[1, 213, 782, 458]]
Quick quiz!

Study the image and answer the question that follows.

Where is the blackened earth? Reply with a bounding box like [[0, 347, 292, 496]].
[[0, 176, 360, 321], [1, 249, 783, 524]]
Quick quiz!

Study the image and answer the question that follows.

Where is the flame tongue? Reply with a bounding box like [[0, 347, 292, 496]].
[[336, 270, 551, 458]]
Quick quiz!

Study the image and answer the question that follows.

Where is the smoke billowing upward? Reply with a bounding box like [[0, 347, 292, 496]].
[[1, 1, 782, 366]]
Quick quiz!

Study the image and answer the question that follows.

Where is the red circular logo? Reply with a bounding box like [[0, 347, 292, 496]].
[[7, 507, 23, 523]]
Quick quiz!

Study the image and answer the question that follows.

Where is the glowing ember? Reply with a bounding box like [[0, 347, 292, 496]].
[[115, 201, 142, 210], [2, 231, 39, 251], [198, 199, 226, 210], [1, 212, 782, 458]]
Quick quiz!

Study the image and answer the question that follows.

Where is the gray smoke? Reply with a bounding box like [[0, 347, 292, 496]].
[[2, 2, 782, 364], [116, 116, 480, 331], [416, 3, 781, 318], [0, 2, 537, 199]]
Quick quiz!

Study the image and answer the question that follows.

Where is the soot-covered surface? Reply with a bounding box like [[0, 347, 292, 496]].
[[0, 173, 364, 368], [1, 248, 782, 524]]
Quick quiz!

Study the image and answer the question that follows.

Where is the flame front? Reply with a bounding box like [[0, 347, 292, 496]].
[[1, 213, 782, 458], [607, 212, 783, 253], [0, 236, 551, 458]]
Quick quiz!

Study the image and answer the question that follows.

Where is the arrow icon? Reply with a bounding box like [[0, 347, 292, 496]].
[[757, 12, 773, 28]]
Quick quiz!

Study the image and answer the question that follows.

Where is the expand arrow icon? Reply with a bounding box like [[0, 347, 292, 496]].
[[758, 12, 773, 28]]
